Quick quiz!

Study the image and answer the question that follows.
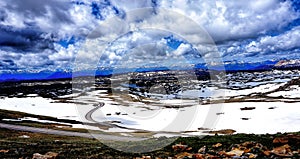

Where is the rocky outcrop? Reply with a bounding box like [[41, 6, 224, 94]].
[[165, 139, 299, 159], [204, 129, 236, 135], [273, 134, 300, 146], [271, 144, 293, 157]]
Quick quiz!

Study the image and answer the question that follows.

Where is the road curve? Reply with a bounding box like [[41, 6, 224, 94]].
[[85, 102, 105, 123], [84, 102, 126, 129], [0, 123, 145, 141], [84, 102, 143, 131]]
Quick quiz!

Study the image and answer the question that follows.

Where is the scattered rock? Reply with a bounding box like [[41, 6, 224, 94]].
[[241, 117, 250, 120], [263, 150, 271, 156], [273, 134, 300, 146], [45, 152, 58, 158], [18, 135, 30, 139], [198, 146, 207, 154], [138, 156, 151, 159], [248, 153, 257, 158], [172, 143, 191, 151], [241, 141, 256, 148], [32, 152, 58, 159], [268, 106, 277, 109], [143, 135, 300, 159], [0, 149, 9, 153], [240, 107, 255, 111], [292, 150, 299, 155], [225, 148, 244, 157], [212, 143, 222, 148], [273, 136, 289, 145], [197, 127, 210, 131], [192, 153, 204, 159], [175, 152, 193, 159], [205, 129, 236, 135]]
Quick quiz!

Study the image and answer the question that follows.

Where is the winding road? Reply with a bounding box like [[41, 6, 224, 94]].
[[84, 102, 144, 131], [85, 102, 105, 123], [0, 123, 145, 141], [0, 102, 146, 141]]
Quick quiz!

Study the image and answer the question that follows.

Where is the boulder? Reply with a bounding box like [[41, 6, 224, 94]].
[[273, 137, 289, 145], [271, 144, 293, 157], [172, 143, 190, 151], [225, 148, 244, 157], [45, 152, 58, 158], [198, 146, 206, 154], [243, 153, 257, 159], [263, 150, 271, 156], [192, 154, 204, 159], [175, 152, 193, 159], [248, 153, 257, 158]]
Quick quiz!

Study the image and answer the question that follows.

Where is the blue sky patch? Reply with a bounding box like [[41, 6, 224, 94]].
[[164, 35, 184, 50], [58, 37, 76, 48]]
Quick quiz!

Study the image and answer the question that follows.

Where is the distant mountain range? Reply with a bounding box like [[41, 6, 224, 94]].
[[1, 59, 300, 82], [273, 59, 300, 69]]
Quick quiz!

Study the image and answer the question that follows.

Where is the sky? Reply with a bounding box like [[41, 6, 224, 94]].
[[0, 0, 299, 74]]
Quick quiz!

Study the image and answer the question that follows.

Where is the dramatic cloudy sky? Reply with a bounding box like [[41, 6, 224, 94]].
[[0, 0, 299, 73]]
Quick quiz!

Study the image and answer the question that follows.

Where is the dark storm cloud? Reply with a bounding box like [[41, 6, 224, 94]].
[[0, 0, 76, 53], [0, 26, 55, 52], [4, 0, 73, 24], [0, 9, 7, 21]]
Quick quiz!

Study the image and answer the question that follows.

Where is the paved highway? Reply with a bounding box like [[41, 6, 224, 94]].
[[0, 123, 145, 141]]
